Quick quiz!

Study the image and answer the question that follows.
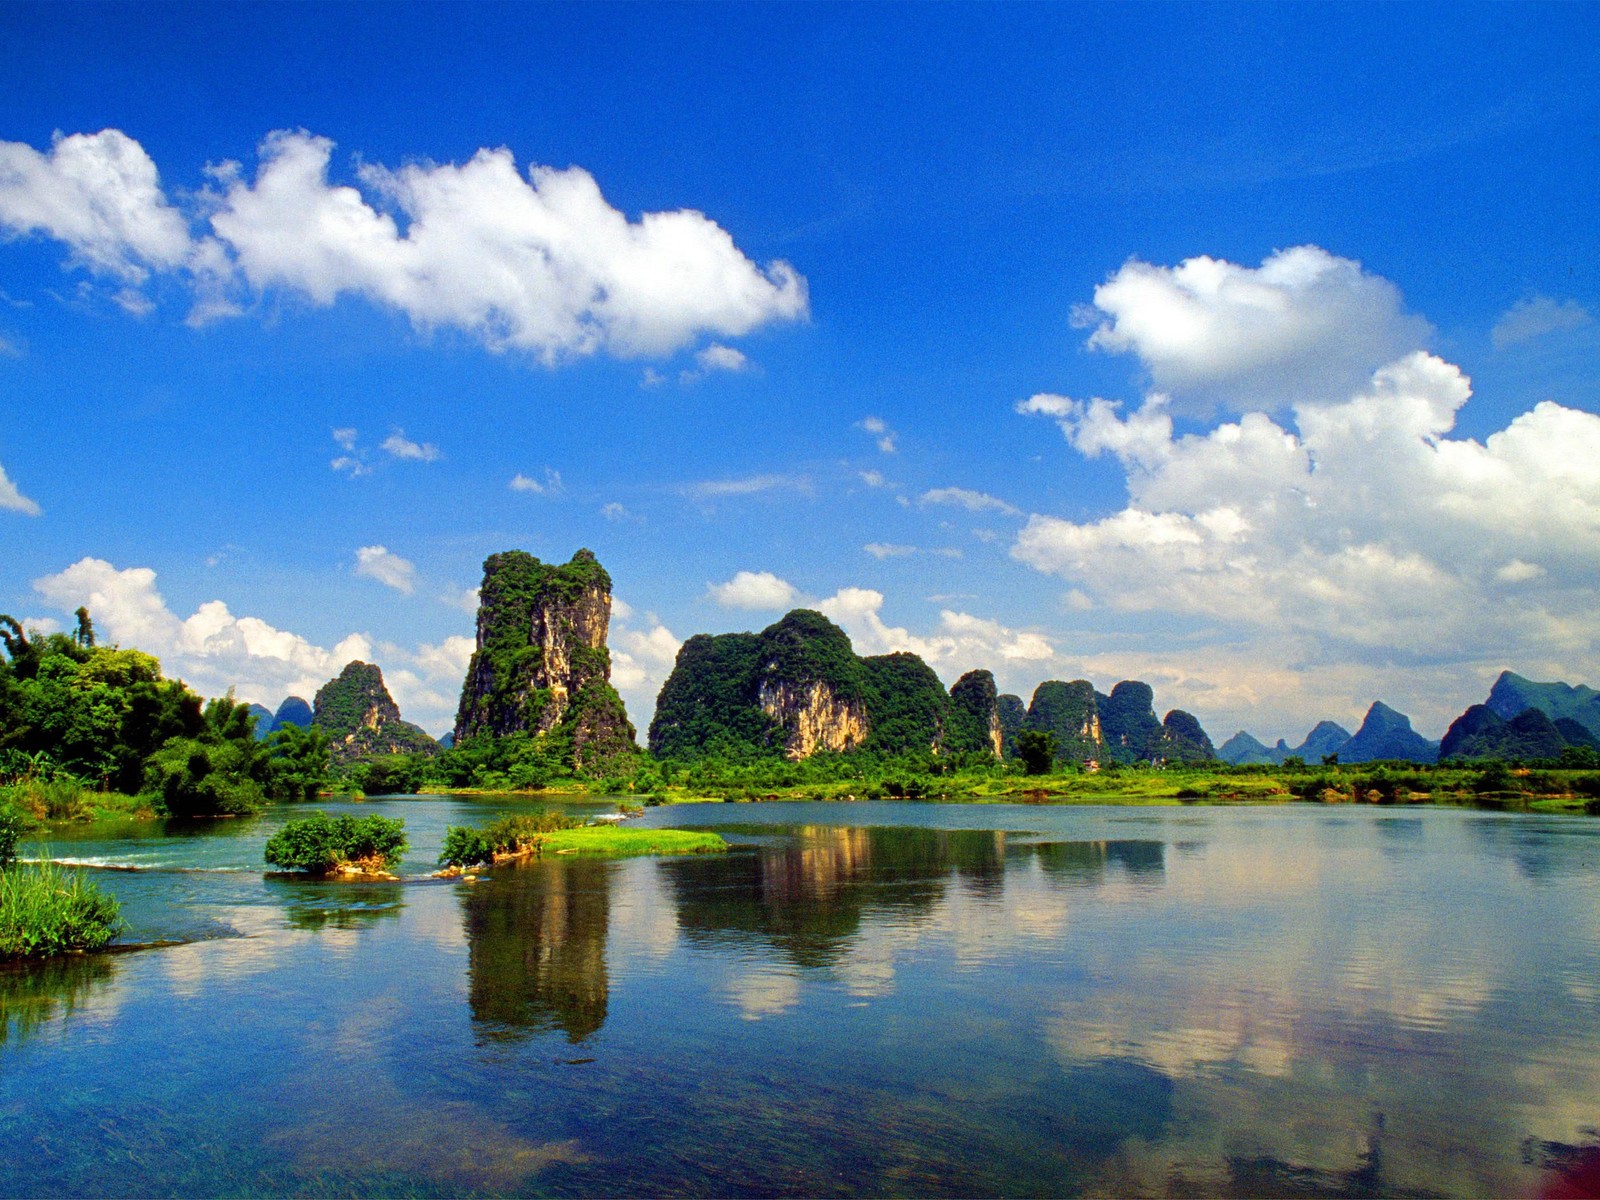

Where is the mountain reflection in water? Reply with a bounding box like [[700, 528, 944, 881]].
[[662, 826, 1163, 968], [5, 802, 1595, 1197]]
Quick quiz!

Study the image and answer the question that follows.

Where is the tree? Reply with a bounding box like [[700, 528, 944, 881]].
[[144, 737, 265, 817], [259, 724, 330, 801], [73, 607, 95, 649], [1017, 729, 1057, 776]]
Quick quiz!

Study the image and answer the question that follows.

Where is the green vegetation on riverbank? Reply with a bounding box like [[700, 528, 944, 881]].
[[415, 755, 1600, 815], [1, 613, 332, 821], [538, 827, 727, 857], [0, 860, 122, 959]]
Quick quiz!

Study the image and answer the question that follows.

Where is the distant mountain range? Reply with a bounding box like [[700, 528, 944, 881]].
[[1219, 703, 1437, 764], [232, 549, 1599, 771], [248, 695, 314, 740], [1220, 671, 1600, 766]]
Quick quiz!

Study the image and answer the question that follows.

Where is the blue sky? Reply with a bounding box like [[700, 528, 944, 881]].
[[2, 2, 1598, 741]]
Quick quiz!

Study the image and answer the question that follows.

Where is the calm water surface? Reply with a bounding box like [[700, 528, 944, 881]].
[[3, 798, 1598, 1197]]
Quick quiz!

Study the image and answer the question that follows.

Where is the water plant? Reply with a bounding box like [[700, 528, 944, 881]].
[[0, 859, 123, 959]]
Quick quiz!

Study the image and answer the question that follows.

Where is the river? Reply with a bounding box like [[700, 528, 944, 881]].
[[2, 798, 1597, 1197]]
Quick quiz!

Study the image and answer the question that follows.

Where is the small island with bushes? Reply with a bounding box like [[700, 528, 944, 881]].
[[264, 812, 409, 878], [436, 809, 725, 872]]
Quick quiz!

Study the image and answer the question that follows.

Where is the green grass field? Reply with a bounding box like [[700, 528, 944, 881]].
[[536, 826, 727, 857]]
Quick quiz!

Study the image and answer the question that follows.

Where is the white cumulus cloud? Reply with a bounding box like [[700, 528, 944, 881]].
[[0, 129, 193, 283], [1014, 350, 1600, 675], [0, 460, 41, 515], [31, 556, 473, 734], [816, 587, 1054, 684], [694, 343, 748, 372], [0, 128, 807, 362], [1081, 245, 1431, 409], [208, 130, 807, 361], [353, 545, 416, 594], [608, 602, 682, 734], [32, 557, 374, 708], [707, 570, 802, 610]]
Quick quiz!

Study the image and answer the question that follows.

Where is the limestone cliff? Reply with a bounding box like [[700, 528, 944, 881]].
[[1024, 680, 1105, 763], [754, 610, 871, 760], [1096, 681, 1164, 764], [1157, 709, 1216, 763], [1339, 701, 1439, 764], [313, 661, 438, 765], [947, 669, 1003, 757], [452, 549, 636, 770], [757, 678, 870, 758], [996, 693, 1027, 758], [649, 609, 953, 761]]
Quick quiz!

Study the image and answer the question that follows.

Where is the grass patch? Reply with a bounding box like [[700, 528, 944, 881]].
[[0, 778, 93, 822], [0, 860, 123, 959], [537, 827, 727, 858]]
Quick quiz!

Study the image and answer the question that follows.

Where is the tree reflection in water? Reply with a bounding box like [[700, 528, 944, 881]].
[[0, 952, 116, 1047], [461, 858, 614, 1044]]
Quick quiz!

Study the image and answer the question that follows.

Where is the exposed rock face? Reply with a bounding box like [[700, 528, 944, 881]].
[[1025, 680, 1103, 763], [1158, 709, 1216, 763], [947, 669, 1003, 756], [1339, 701, 1439, 764], [453, 549, 636, 770], [752, 610, 870, 760], [649, 632, 775, 759], [313, 661, 439, 764], [758, 678, 870, 758]]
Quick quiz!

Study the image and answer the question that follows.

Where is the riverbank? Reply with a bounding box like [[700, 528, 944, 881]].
[[22, 763, 1600, 834]]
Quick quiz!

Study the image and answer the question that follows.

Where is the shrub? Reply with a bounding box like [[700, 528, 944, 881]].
[[144, 737, 265, 818], [437, 826, 494, 869], [1473, 763, 1520, 795], [0, 804, 34, 867], [264, 812, 407, 875], [485, 809, 578, 851], [0, 860, 123, 958]]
